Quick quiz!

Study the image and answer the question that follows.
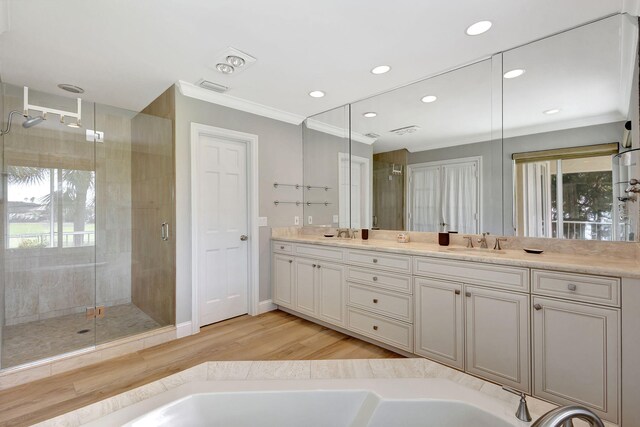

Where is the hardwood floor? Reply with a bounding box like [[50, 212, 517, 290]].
[[0, 310, 402, 427]]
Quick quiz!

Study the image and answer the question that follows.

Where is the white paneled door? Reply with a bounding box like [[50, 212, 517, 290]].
[[194, 130, 249, 327]]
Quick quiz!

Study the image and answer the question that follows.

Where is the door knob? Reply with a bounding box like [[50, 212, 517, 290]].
[[240, 235, 248, 241]]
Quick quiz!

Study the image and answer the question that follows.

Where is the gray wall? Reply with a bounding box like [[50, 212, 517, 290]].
[[408, 139, 503, 235], [502, 121, 625, 234], [174, 87, 303, 324]]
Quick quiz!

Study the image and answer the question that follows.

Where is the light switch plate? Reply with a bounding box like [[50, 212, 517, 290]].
[[332, 215, 339, 223], [258, 217, 268, 227], [294, 216, 300, 225]]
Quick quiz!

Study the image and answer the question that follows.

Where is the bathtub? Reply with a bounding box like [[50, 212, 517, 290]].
[[85, 378, 529, 427]]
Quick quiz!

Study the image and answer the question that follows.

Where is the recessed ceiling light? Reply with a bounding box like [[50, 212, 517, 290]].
[[57, 84, 84, 94], [543, 108, 561, 115], [371, 65, 391, 75], [309, 90, 325, 98], [226, 55, 245, 68], [421, 95, 437, 103], [503, 69, 525, 79], [466, 20, 492, 36], [216, 63, 235, 74], [363, 112, 377, 118]]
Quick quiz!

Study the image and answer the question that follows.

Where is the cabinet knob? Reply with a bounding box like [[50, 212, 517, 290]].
[[312, 264, 317, 268], [454, 289, 461, 295], [372, 325, 378, 331], [567, 283, 577, 291], [317, 265, 321, 269], [465, 292, 471, 297], [280, 245, 285, 250], [534, 304, 542, 311], [372, 276, 378, 282], [373, 298, 378, 304], [373, 258, 378, 263], [289, 260, 293, 264]]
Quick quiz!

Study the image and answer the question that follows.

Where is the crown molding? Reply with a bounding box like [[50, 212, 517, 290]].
[[305, 118, 376, 145], [177, 80, 305, 125], [623, 0, 640, 16]]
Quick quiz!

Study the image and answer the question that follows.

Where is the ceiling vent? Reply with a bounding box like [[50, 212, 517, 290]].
[[389, 125, 421, 136], [196, 79, 229, 93], [212, 47, 257, 75], [364, 132, 380, 139]]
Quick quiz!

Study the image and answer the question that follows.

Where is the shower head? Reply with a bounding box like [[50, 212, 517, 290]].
[[22, 115, 44, 128]]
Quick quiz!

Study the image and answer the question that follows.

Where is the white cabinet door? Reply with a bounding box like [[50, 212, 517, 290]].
[[317, 261, 346, 327], [533, 297, 619, 423], [272, 254, 294, 308], [294, 258, 317, 316], [465, 285, 530, 392], [415, 278, 464, 370]]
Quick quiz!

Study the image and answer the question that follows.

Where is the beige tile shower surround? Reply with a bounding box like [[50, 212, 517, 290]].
[[32, 359, 617, 427], [272, 227, 640, 278]]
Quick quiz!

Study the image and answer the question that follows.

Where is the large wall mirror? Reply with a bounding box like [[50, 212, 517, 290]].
[[301, 13, 640, 243], [503, 14, 639, 242]]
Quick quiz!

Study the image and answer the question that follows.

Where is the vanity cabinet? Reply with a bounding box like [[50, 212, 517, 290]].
[[272, 254, 294, 308], [414, 277, 464, 370], [293, 257, 346, 327], [465, 285, 530, 392]]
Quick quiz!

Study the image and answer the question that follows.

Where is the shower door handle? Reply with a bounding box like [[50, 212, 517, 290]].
[[161, 223, 169, 241]]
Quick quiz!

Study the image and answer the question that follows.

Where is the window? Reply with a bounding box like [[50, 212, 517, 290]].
[[514, 143, 617, 241], [7, 166, 95, 249]]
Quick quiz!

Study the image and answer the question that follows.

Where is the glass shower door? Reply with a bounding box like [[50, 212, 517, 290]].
[[1, 83, 97, 369]]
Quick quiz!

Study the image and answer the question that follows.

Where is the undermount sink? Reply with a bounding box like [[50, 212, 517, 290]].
[[446, 247, 506, 255]]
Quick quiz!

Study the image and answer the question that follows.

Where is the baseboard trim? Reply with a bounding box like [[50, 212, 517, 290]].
[[176, 321, 193, 338], [257, 299, 277, 314]]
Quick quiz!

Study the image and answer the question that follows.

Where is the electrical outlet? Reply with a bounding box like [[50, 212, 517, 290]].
[[308, 216, 313, 225], [294, 216, 300, 225]]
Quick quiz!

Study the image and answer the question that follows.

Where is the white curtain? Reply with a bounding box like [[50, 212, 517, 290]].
[[441, 163, 477, 234], [521, 161, 552, 237], [411, 166, 441, 231]]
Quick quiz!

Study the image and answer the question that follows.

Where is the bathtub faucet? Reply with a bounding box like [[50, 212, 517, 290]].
[[531, 405, 604, 427]]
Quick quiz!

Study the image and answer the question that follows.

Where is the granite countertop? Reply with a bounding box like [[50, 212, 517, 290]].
[[273, 235, 640, 279]]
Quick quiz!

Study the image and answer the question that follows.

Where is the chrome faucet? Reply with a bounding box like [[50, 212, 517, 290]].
[[532, 405, 604, 427], [336, 228, 350, 238], [477, 232, 489, 248]]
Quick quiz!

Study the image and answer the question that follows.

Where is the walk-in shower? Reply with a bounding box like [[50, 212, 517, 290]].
[[0, 83, 175, 369]]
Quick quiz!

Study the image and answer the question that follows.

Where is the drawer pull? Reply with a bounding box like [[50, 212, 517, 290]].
[[465, 292, 471, 297], [373, 258, 378, 263], [317, 265, 321, 269], [280, 245, 285, 250], [454, 289, 461, 295], [534, 304, 542, 311], [567, 283, 577, 291], [373, 298, 378, 304], [372, 276, 378, 281], [312, 264, 317, 268], [372, 325, 378, 331]]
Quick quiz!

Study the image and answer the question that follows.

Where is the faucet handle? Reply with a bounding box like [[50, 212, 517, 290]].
[[494, 237, 507, 250], [502, 386, 532, 422], [463, 236, 473, 248]]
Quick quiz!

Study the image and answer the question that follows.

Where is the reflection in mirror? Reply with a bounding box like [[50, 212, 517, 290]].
[[503, 14, 639, 241], [350, 58, 501, 234], [302, 106, 352, 228]]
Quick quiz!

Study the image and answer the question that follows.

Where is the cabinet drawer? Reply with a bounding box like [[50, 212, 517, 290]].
[[346, 267, 411, 294], [347, 250, 411, 274], [532, 270, 620, 307], [414, 256, 529, 292], [272, 241, 293, 254], [294, 244, 345, 262], [347, 307, 413, 352], [347, 283, 412, 322]]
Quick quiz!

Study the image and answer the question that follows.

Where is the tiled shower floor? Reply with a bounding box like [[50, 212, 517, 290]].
[[1, 304, 161, 369]]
